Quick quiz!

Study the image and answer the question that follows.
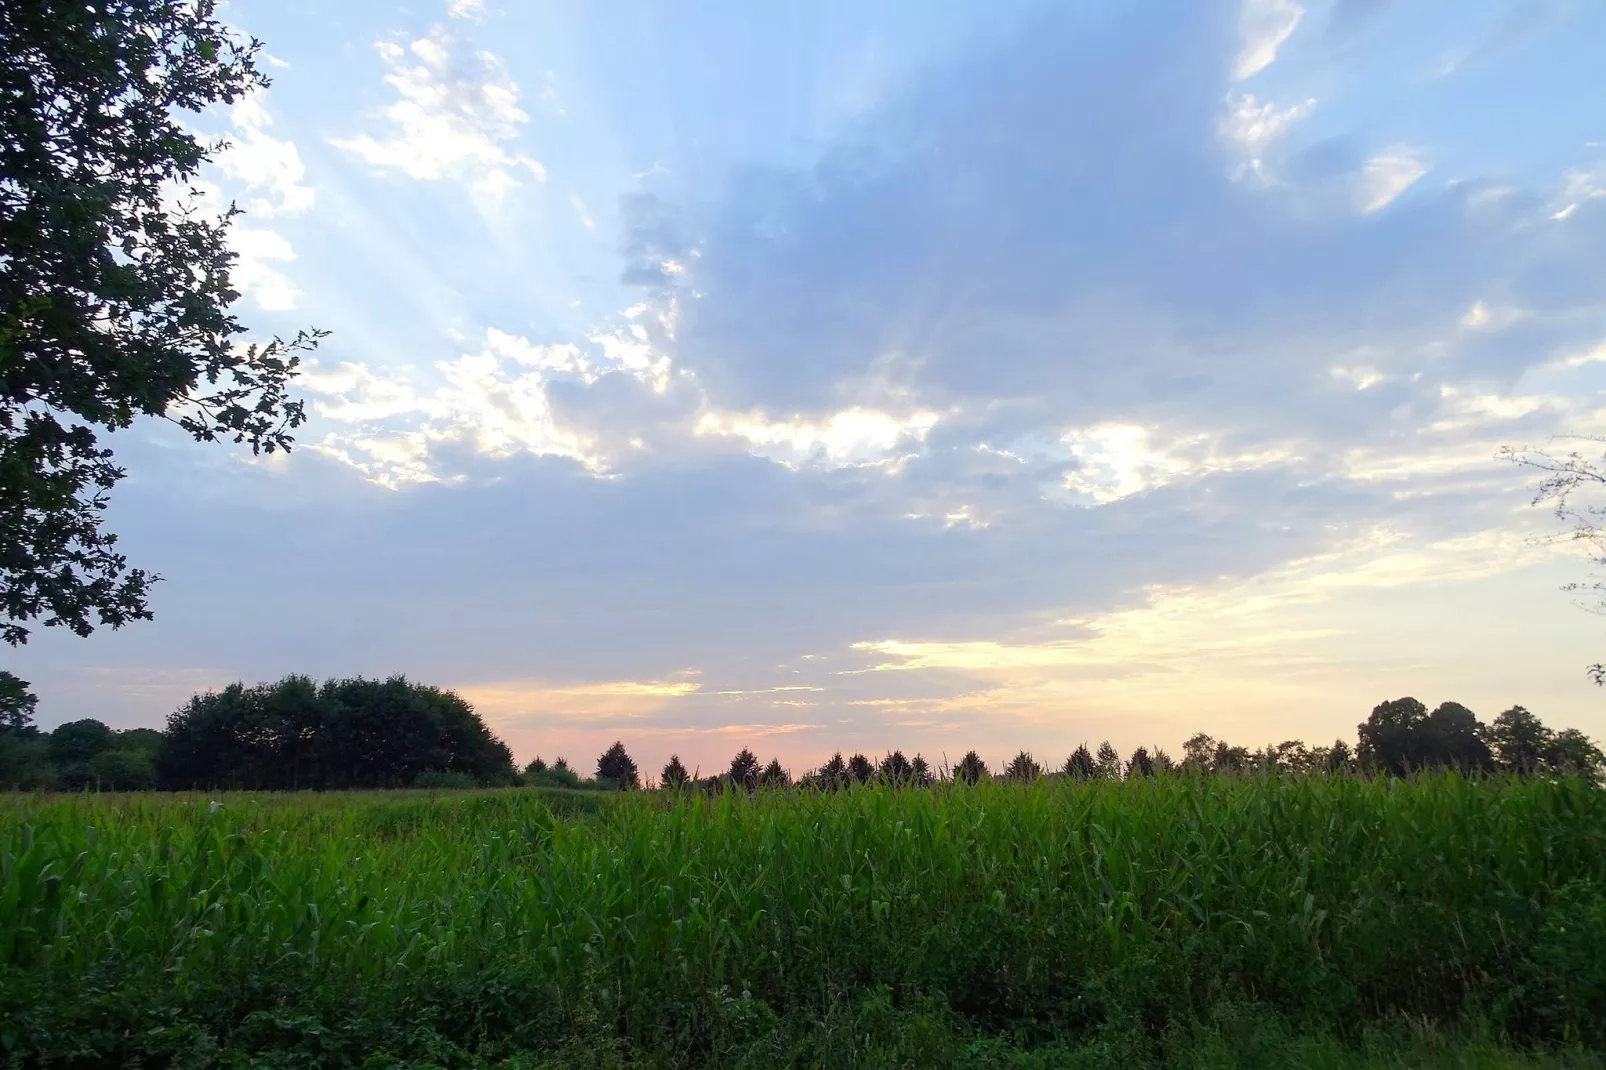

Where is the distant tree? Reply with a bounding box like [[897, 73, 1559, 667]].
[[595, 740, 639, 789], [847, 752, 874, 784], [877, 750, 913, 786], [0, 673, 38, 734], [0, 0, 322, 660], [660, 754, 689, 788], [1152, 747, 1176, 775], [909, 754, 934, 788], [1324, 740, 1354, 774], [1127, 746, 1155, 778], [0, 730, 53, 789], [1181, 733, 1216, 772], [1357, 697, 1430, 776], [1064, 744, 1096, 781], [533, 757, 581, 789], [159, 675, 515, 789], [760, 758, 789, 788], [526, 756, 548, 775], [817, 751, 849, 790], [1095, 741, 1121, 781], [728, 748, 761, 791], [1259, 740, 1313, 774], [1212, 741, 1251, 774], [1003, 750, 1042, 782], [1487, 706, 1553, 774], [1421, 702, 1493, 772], [954, 750, 988, 785], [49, 718, 114, 789], [1547, 729, 1605, 780]]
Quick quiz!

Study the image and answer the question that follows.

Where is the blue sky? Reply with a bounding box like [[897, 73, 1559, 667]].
[[15, 0, 1606, 774]]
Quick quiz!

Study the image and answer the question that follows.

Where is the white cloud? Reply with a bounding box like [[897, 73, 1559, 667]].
[[570, 192, 596, 229], [1055, 424, 1294, 504], [1357, 147, 1428, 213], [447, 0, 486, 19], [301, 330, 608, 487], [333, 29, 545, 203], [695, 406, 942, 470], [1553, 165, 1605, 220], [1220, 93, 1314, 150], [1235, 0, 1304, 80], [216, 92, 315, 217], [228, 225, 301, 311]]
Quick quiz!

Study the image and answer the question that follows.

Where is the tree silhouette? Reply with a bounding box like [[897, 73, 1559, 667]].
[[1487, 706, 1553, 773], [1357, 697, 1429, 775], [1004, 750, 1042, 781], [877, 750, 913, 786], [910, 754, 934, 788], [1421, 702, 1493, 771], [728, 748, 761, 790], [1182, 733, 1216, 772], [1548, 729, 1605, 779], [1063, 744, 1096, 781], [760, 758, 789, 788], [525, 757, 548, 775], [817, 751, 848, 790], [847, 752, 874, 783], [1095, 741, 1121, 780], [1127, 746, 1155, 778], [660, 754, 690, 788], [0, 674, 38, 734], [954, 750, 988, 785], [595, 741, 639, 789], [159, 675, 514, 790], [1324, 740, 1353, 774]]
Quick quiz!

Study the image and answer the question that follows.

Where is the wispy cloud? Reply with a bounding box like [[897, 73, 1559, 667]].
[[333, 28, 545, 203]]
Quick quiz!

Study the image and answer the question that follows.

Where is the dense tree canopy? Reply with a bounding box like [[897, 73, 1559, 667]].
[[1, 0, 321, 666], [159, 675, 515, 790], [595, 740, 639, 789]]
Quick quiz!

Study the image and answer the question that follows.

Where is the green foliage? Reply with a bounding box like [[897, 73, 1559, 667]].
[[413, 769, 478, 790], [158, 674, 516, 789], [1489, 706, 1553, 773], [0, 0, 323, 654], [1096, 740, 1121, 780], [0, 775, 1603, 1065], [0, 732, 52, 789], [0, 672, 37, 732], [1358, 696, 1430, 774], [596, 740, 639, 790], [1127, 745, 1155, 778]]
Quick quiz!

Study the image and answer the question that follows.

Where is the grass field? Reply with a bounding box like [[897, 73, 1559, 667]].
[[3, 774, 1605, 1067]]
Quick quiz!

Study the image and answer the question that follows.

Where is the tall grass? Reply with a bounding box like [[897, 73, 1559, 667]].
[[2, 774, 1604, 1065]]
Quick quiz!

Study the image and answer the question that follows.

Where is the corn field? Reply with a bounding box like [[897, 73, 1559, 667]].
[[2, 774, 1604, 1067]]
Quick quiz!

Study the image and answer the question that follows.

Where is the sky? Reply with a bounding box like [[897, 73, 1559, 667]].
[[14, 0, 1606, 777]]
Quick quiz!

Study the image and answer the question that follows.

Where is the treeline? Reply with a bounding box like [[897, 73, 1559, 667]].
[[3, 678, 1602, 793], [0, 676, 518, 791], [569, 696, 1605, 794]]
